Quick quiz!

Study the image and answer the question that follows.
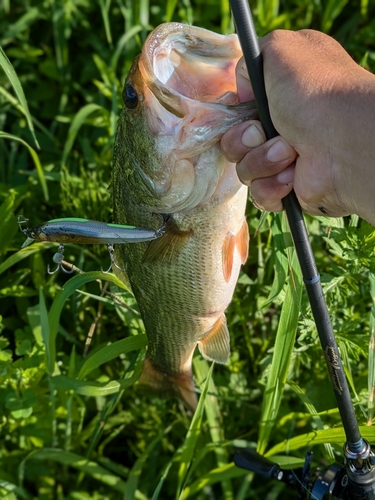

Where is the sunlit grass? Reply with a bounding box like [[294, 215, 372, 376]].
[[1, 0, 375, 498]]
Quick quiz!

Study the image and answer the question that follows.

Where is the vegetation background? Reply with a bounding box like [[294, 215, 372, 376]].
[[1, 0, 375, 498]]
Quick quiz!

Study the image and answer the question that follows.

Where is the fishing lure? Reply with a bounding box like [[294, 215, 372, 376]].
[[18, 216, 167, 248], [18, 215, 168, 274]]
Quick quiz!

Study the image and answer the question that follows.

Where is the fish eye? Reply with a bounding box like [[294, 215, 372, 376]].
[[123, 83, 138, 109]]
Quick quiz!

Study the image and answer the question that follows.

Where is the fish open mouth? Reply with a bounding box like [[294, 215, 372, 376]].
[[144, 23, 243, 106]]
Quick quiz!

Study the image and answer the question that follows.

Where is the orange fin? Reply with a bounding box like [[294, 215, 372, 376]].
[[138, 355, 197, 410], [222, 220, 249, 282], [236, 220, 249, 264], [142, 226, 193, 265], [198, 315, 230, 364], [222, 233, 235, 282]]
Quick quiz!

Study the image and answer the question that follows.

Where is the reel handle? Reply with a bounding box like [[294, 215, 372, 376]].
[[234, 449, 283, 480]]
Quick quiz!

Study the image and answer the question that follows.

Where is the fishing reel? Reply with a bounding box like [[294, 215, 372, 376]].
[[234, 440, 375, 499]]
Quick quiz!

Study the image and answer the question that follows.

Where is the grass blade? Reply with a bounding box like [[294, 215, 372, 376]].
[[288, 381, 335, 460], [152, 459, 175, 500], [111, 24, 143, 72], [0, 86, 58, 145], [220, 0, 232, 33], [124, 433, 164, 499], [99, 0, 113, 47], [262, 214, 289, 308], [181, 463, 247, 499], [177, 362, 214, 499], [0, 243, 55, 275], [0, 479, 31, 500], [257, 246, 302, 454], [0, 191, 23, 255], [21, 449, 126, 492], [77, 335, 147, 379], [61, 104, 105, 166], [267, 425, 375, 456], [166, 0, 178, 22], [39, 286, 51, 374], [193, 358, 233, 499], [368, 272, 375, 424], [48, 271, 129, 374], [0, 46, 39, 148], [321, 0, 348, 32], [0, 132, 48, 200], [86, 350, 145, 458], [51, 372, 142, 396]]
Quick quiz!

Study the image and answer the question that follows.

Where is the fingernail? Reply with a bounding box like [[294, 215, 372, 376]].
[[277, 168, 294, 184], [266, 140, 291, 162], [241, 124, 264, 148]]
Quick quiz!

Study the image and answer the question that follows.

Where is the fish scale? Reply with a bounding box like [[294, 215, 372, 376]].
[[112, 23, 258, 409]]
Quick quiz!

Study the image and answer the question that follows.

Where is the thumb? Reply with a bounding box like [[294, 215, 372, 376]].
[[235, 56, 255, 102]]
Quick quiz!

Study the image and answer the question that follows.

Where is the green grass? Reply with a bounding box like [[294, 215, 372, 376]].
[[1, 0, 375, 498]]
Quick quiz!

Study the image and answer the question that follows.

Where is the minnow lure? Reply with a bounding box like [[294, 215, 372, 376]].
[[18, 215, 168, 274], [18, 216, 167, 248]]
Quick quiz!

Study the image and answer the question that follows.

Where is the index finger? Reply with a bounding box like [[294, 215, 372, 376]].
[[221, 120, 265, 163]]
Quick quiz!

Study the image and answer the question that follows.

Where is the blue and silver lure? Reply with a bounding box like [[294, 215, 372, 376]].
[[18, 216, 167, 274]]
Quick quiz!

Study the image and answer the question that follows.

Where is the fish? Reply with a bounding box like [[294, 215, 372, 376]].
[[112, 22, 258, 409]]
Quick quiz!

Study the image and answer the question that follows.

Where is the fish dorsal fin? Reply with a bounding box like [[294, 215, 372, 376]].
[[222, 220, 249, 282], [142, 225, 193, 265], [198, 315, 230, 364], [138, 355, 197, 410]]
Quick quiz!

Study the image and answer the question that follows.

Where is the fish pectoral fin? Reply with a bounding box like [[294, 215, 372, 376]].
[[237, 220, 250, 264], [142, 226, 193, 265], [138, 355, 197, 411], [198, 315, 230, 364], [222, 220, 249, 282], [222, 233, 235, 283]]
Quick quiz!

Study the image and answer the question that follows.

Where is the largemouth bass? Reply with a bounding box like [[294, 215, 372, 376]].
[[112, 22, 257, 409]]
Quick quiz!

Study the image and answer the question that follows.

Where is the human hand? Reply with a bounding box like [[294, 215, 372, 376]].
[[221, 29, 375, 224]]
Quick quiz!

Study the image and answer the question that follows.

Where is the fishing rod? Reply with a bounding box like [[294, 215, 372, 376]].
[[229, 0, 375, 497]]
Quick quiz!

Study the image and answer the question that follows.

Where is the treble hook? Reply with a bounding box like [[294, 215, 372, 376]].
[[47, 244, 75, 275], [17, 215, 29, 232], [154, 213, 170, 238], [101, 244, 126, 274]]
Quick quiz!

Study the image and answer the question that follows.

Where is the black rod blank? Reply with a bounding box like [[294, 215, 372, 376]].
[[229, 0, 363, 452]]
